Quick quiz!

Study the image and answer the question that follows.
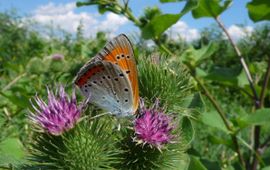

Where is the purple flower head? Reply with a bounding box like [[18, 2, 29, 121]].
[[30, 86, 82, 135], [134, 99, 175, 148], [51, 53, 64, 60]]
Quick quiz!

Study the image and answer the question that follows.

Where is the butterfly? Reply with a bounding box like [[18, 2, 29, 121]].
[[74, 34, 139, 117]]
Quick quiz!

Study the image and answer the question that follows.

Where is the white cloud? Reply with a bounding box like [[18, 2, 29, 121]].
[[96, 13, 128, 38], [166, 21, 200, 42], [29, 2, 128, 38], [226, 25, 253, 42]]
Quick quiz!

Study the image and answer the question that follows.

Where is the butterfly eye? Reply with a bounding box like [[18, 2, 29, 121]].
[[121, 54, 125, 58], [125, 99, 128, 102], [126, 55, 130, 59], [124, 88, 128, 92], [116, 56, 120, 59], [126, 70, 130, 74], [119, 73, 124, 77], [114, 78, 119, 81]]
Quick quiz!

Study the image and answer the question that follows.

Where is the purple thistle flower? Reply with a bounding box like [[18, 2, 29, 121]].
[[134, 99, 175, 148], [51, 53, 64, 60], [30, 86, 82, 136]]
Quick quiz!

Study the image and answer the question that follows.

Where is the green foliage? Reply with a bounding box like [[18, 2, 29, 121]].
[[192, 0, 232, 18], [25, 118, 120, 169], [142, 13, 181, 39], [24, 134, 66, 169], [63, 119, 120, 169], [0, 138, 26, 168], [141, 0, 198, 39], [138, 54, 192, 110], [115, 128, 185, 170], [188, 156, 207, 170], [246, 0, 270, 22], [181, 43, 218, 68], [239, 108, 270, 126]]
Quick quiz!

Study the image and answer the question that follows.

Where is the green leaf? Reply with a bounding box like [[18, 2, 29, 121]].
[[0, 138, 26, 166], [0, 91, 30, 108], [247, 0, 270, 22], [141, 0, 198, 39], [241, 108, 270, 126], [237, 69, 249, 87], [181, 117, 195, 144], [207, 135, 233, 149], [192, 0, 232, 18], [182, 43, 218, 67], [262, 166, 270, 170], [205, 67, 240, 86], [142, 13, 181, 39], [180, 93, 205, 113], [200, 110, 229, 133], [188, 156, 207, 170]]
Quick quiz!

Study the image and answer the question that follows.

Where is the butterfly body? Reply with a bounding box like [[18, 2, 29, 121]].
[[75, 34, 139, 117]]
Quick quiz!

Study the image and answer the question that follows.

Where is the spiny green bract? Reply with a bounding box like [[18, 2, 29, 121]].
[[115, 128, 186, 170], [24, 118, 121, 170], [138, 53, 192, 111]]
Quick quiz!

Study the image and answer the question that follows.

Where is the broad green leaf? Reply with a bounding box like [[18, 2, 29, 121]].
[[0, 91, 30, 108], [262, 166, 270, 170], [192, 0, 232, 18], [188, 156, 207, 170], [26, 57, 48, 74], [180, 93, 205, 113], [181, 117, 195, 144], [141, 0, 198, 39], [200, 110, 229, 133], [208, 135, 233, 149], [237, 69, 249, 87], [201, 159, 221, 170], [188, 93, 205, 115], [195, 68, 208, 77], [241, 108, 270, 126], [142, 13, 181, 39], [205, 67, 239, 86], [0, 138, 26, 166], [182, 43, 218, 67], [247, 0, 270, 22]]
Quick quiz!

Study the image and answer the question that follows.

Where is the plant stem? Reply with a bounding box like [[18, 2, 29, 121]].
[[118, 3, 142, 26], [158, 43, 174, 56], [214, 17, 259, 104], [259, 58, 270, 108], [193, 75, 246, 168], [214, 16, 263, 170], [251, 58, 270, 169], [3, 73, 26, 91]]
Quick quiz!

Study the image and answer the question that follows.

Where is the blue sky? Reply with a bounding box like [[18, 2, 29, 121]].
[[0, 0, 258, 41]]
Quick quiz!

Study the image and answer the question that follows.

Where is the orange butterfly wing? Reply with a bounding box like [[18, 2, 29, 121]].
[[97, 34, 139, 113]]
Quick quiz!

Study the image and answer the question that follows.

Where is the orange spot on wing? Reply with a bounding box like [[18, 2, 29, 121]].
[[76, 66, 103, 87], [103, 46, 139, 113]]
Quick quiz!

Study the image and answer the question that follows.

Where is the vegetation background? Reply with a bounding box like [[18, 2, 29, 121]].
[[0, 0, 270, 170]]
